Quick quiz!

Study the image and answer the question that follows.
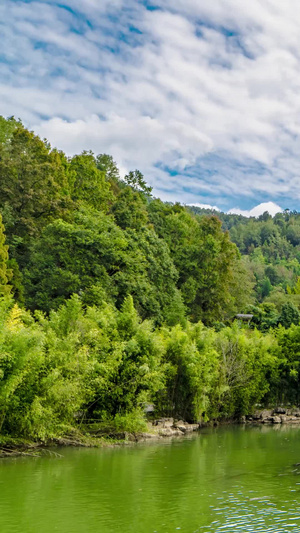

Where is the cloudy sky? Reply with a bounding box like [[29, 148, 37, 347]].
[[2, 1, 300, 215]]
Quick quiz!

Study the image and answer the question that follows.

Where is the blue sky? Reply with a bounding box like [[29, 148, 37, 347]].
[[1, 0, 300, 215]]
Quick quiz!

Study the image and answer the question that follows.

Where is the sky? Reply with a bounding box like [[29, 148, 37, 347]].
[[2, 1, 300, 216]]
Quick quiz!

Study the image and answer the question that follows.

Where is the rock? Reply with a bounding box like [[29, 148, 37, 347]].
[[280, 415, 287, 423], [274, 407, 286, 414], [158, 427, 175, 437], [154, 418, 174, 428], [271, 416, 281, 424], [172, 429, 185, 436], [139, 433, 159, 439], [239, 416, 246, 424], [252, 412, 261, 420], [186, 423, 200, 432], [262, 417, 273, 424], [252, 409, 273, 421], [173, 420, 199, 433], [260, 409, 273, 420], [173, 420, 185, 428]]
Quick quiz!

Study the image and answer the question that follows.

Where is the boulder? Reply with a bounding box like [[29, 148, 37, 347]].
[[154, 418, 174, 428], [260, 409, 273, 420], [274, 407, 286, 414], [271, 416, 281, 424], [262, 417, 273, 424], [252, 412, 261, 420], [185, 424, 200, 432], [173, 420, 185, 428], [173, 420, 199, 432], [172, 429, 185, 436], [158, 427, 175, 437], [289, 417, 300, 423]]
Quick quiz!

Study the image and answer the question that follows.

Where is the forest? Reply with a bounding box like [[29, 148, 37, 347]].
[[1, 115, 300, 443]]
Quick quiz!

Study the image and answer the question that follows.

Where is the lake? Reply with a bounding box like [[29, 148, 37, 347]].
[[1, 425, 300, 532]]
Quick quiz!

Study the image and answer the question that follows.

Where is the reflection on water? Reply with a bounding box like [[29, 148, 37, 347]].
[[1, 425, 300, 532]]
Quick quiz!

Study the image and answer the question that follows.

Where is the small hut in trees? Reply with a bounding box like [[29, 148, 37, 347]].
[[235, 314, 253, 324]]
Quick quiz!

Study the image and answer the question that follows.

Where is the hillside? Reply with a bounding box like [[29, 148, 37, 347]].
[[0, 116, 300, 443]]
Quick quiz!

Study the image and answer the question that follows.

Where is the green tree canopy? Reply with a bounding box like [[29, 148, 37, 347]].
[[0, 120, 72, 242], [70, 152, 113, 212], [0, 214, 11, 296]]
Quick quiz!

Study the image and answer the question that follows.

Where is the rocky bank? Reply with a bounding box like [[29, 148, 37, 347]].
[[246, 407, 300, 425]]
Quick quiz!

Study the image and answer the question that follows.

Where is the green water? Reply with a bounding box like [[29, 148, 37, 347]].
[[1, 425, 300, 532]]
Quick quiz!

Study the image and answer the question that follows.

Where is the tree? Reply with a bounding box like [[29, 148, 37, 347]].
[[276, 325, 300, 405], [248, 302, 279, 332], [158, 322, 219, 422], [279, 302, 300, 329], [259, 277, 272, 299], [96, 153, 120, 183], [0, 214, 11, 296], [0, 115, 19, 144], [112, 188, 149, 230], [70, 152, 113, 212], [124, 170, 152, 195], [214, 325, 278, 417], [0, 121, 73, 250], [286, 223, 300, 246], [149, 206, 241, 324], [24, 208, 180, 323]]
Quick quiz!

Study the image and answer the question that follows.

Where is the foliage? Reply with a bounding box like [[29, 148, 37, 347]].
[[212, 325, 278, 417], [279, 302, 300, 329], [149, 203, 243, 323], [275, 325, 300, 405], [0, 293, 281, 439], [0, 123, 72, 245], [0, 214, 11, 296], [24, 208, 180, 324], [124, 170, 152, 195], [189, 205, 300, 316], [0, 115, 299, 443], [70, 152, 113, 212]]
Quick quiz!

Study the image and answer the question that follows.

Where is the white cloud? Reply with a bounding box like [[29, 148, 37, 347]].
[[188, 201, 283, 217], [229, 202, 283, 217], [187, 203, 220, 211], [1, 1, 300, 207]]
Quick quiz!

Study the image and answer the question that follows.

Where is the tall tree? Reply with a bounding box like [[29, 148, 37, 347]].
[[124, 170, 152, 195], [0, 214, 11, 296], [70, 152, 113, 212], [149, 202, 241, 324], [0, 120, 72, 243]]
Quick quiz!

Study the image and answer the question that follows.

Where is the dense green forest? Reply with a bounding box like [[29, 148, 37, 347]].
[[1, 116, 300, 442]]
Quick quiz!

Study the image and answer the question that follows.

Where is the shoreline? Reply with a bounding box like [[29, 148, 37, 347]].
[[0, 419, 201, 458], [1, 410, 300, 458]]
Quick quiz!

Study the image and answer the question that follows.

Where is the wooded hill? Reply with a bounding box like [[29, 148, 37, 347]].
[[0, 116, 300, 442], [189, 205, 300, 330]]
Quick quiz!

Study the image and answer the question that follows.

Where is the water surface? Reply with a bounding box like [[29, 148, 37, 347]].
[[1, 425, 300, 532]]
